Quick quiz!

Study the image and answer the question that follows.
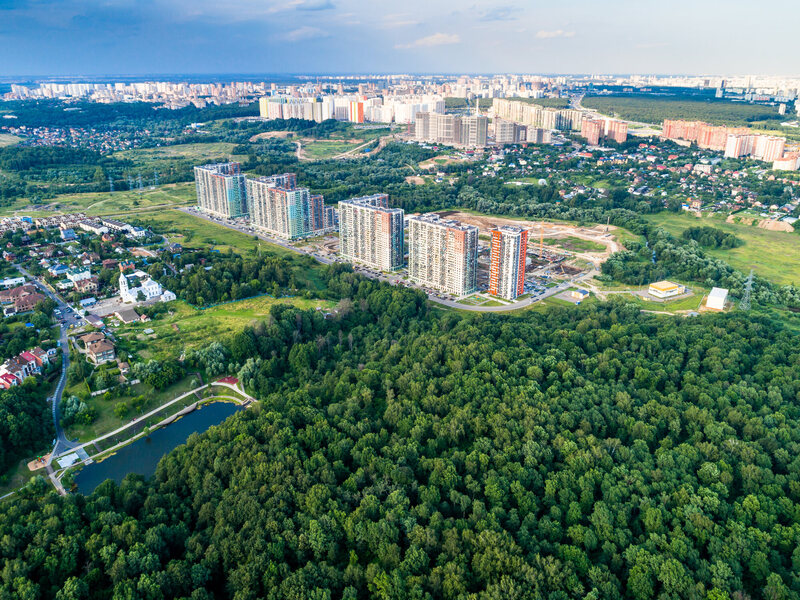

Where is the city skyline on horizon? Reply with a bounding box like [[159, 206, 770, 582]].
[[2, 0, 798, 77]]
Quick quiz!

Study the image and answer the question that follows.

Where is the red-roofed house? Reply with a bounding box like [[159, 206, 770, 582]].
[[0, 373, 19, 389]]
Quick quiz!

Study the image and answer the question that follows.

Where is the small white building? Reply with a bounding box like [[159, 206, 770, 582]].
[[648, 281, 686, 299], [65, 268, 92, 283], [0, 276, 25, 289], [119, 270, 174, 304], [706, 287, 728, 311]]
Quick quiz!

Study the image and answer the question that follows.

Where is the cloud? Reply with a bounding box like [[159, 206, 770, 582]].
[[295, 0, 335, 10], [480, 6, 517, 21], [635, 42, 668, 49], [536, 29, 575, 39], [284, 26, 326, 41], [382, 19, 419, 28], [395, 32, 460, 49]]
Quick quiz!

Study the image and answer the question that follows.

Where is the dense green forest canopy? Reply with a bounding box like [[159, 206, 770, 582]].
[[681, 226, 744, 249], [582, 95, 784, 128], [1, 100, 259, 131], [2, 270, 800, 599]]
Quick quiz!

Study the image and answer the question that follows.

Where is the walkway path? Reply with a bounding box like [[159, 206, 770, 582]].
[[15, 265, 79, 459], [50, 381, 255, 465]]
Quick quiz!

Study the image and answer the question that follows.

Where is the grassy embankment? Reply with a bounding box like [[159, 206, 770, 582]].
[[645, 211, 800, 286], [65, 295, 335, 443]]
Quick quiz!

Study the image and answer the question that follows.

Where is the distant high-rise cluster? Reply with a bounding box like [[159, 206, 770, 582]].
[[492, 99, 584, 131], [408, 213, 478, 296], [194, 164, 335, 239], [338, 195, 404, 271], [580, 118, 628, 145], [489, 226, 528, 301], [259, 94, 445, 124], [414, 113, 488, 147], [662, 120, 792, 167], [193, 162, 248, 219]]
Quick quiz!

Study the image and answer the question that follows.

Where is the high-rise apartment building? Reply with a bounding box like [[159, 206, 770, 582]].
[[246, 177, 324, 240], [338, 194, 404, 271], [461, 114, 488, 147], [492, 99, 584, 131], [194, 162, 248, 219], [605, 120, 628, 143], [489, 226, 528, 300], [414, 112, 488, 147], [408, 213, 478, 297], [580, 118, 628, 145], [580, 119, 604, 145]]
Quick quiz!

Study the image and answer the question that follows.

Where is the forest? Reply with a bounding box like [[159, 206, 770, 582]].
[[1, 270, 800, 599], [581, 95, 784, 128], [681, 227, 744, 250], [0, 381, 54, 475]]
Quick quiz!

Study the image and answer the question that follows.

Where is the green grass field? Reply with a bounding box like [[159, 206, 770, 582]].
[[302, 139, 359, 160], [0, 134, 22, 147], [545, 236, 607, 253], [64, 375, 203, 443], [0, 183, 196, 217], [646, 212, 800, 285], [131, 207, 309, 261], [116, 296, 336, 361], [113, 142, 243, 162]]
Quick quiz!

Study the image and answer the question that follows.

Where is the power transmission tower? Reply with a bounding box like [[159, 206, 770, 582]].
[[137, 174, 143, 193], [740, 269, 754, 311], [108, 177, 114, 193], [153, 170, 158, 187], [128, 176, 134, 191]]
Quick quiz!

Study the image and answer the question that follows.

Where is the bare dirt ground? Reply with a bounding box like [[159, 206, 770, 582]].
[[435, 211, 624, 268], [405, 176, 426, 185], [419, 155, 470, 170], [249, 131, 294, 142], [758, 219, 794, 232], [725, 214, 794, 232]]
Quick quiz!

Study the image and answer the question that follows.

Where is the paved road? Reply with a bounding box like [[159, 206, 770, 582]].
[[15, 265, 81, 459]]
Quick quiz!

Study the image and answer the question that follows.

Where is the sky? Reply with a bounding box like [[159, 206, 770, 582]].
[[1, 0, 798, 77]]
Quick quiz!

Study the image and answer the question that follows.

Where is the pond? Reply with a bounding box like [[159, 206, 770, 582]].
[[73, 402, 241, 494]]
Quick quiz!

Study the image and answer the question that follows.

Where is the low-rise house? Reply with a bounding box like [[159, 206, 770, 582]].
[[0, 276, 25, 289], [66, 268, 92, 283], [48, 264, 69, 278], [86, 339, 115, 365], [74, 276, 99, 295], [0, 373, 19, 389], [60, 228, 76, 241]]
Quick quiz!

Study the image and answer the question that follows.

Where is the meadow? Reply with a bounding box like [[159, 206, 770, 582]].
[[646, 211, 800, 285], [0, 134, 22, 147]]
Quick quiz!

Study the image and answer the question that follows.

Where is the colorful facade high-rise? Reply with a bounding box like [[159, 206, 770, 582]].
[[408, 213, 478, 297], [246, 176, 324, 240], [489, 226, 528, 300], [338, 194, 404, 271], [193, 162, 248, 219]]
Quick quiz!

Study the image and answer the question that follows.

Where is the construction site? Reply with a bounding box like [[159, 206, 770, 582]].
[[436, 210, 623, 292]]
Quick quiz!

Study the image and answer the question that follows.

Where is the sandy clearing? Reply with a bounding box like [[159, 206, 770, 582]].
[[758, 219, 794, 232], [434, 210, 625, 267], [249, 131, 294, 142]]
